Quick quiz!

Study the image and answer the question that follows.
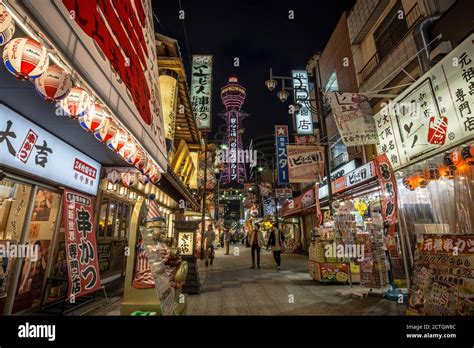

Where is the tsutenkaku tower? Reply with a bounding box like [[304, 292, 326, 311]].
[[220, 77, 248, 186]]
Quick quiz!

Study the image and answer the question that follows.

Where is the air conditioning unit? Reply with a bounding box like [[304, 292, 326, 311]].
[[430, 40, 452, 63]]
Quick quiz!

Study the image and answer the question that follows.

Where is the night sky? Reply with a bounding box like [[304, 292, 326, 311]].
[[153, 0, 355, 145]]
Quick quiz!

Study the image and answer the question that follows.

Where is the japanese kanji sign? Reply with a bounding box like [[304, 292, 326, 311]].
[[375, 33, 474, 170], [292, 70, 314, 135], [328, 92, 379, 146], [0, 104, 101, 195], [374, 154, 397, 236], [177, 232, 194, 256], [191, 55, 213, 130], [275, 125, 290, 184], [63, 189, 101, 300], [287, 145, 324, 183]]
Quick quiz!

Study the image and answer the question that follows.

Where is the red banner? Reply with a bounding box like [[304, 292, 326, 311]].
[[63, 189, 101, 300], [314, 183, 322, 226], [374, 154, 398, 236]]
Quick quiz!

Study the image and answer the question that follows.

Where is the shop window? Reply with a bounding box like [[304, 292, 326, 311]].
[[98, 198, 109, 238]]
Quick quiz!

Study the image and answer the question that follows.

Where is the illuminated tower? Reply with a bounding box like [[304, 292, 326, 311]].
[[220, 77, 248, 185]]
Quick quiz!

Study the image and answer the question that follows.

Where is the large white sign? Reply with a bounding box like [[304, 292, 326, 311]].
[[20, 0, 167, 171], [0, 104, 101, 195], [328, 92, 379, 146], [292, 70, 314, 135], [191, 55, 213, 130], [375, 33, 474, 169]]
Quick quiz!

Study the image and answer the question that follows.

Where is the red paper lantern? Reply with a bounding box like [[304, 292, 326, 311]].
[[135, 152, 148, 172], [119, 138, 136, 163], [79, 103, 108, 132], [423, 164, 440, 181], [107, 128, 127, 152], [138, 173, 150, 185], [59, 87, 91, 119], [438, 164, 454, 179], [121, 171, 136, 187], [127, 145, 143, 166], [449, 149, 465, 169], [34, 65, 72, 102], [94, 117, 118, 143], [106, 170, 120, 185], [462, 145, 474, 165], [0, 4, 16, 46], [149, 165, 161, 184], [142, 160, 153, 175], [3, 37, 49, 80]]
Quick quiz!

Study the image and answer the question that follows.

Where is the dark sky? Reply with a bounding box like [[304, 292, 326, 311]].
[[152, 0, 355, 146]]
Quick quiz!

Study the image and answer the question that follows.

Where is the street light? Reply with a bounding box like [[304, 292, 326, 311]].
[[265, 78, 277, 91], [277, 89, 290, 103]]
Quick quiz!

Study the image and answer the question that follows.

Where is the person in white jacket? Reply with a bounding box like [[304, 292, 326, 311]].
[[248, 224, 264, 269]]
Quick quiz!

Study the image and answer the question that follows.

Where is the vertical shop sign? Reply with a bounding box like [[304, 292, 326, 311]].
[[63, 189, 101, 300], [191, 55, 213, 130], [275, 125, 290, 184], [292, 70, 314, 135], [374, 154, 397, 236]]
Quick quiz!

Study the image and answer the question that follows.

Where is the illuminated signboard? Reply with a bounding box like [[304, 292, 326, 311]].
[[229, 111, 238, 181], [275, 125, 289, 184], [292, 70, 314, 135], [191, 55, 213, 130], [374, 33, 474, 170]]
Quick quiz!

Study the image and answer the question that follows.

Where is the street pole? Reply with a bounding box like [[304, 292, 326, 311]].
[[314, 60, 334, 215], [200, 133, 208, 260], [272, 153, 280, 229]]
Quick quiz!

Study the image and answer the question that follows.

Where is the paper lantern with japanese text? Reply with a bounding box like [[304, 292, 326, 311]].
[[118, 138, 136, 163], [127, 145, 144, 166], [438, 164, 454, 179], [0, 5, 15, 46], [34, 65, 72, 102], [423, 164, 440, 181], [94, 117, 118, 143], [138, 173, 150, 185], [135, 152, 148, 172], [106, 170, 120, 184], [149, 166, 161, 184], [141, 160, 153, 176], [79, 103, 108, 132], [59, 87, 91, 119], [3, 37, 49, 80], [107, 128, 127, 152], [462, 145, 474, 166], [121, 171, 137, 187]]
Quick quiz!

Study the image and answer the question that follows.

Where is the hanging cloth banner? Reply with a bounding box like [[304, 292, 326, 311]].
[[374, 154, 398, 236], [328, 92, 379, 146], [314, 183, 322, 226], [63, 189, 101, 300]]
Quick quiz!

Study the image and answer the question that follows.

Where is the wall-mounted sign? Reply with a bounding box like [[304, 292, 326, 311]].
[[318, 160, 357, 200], [0, 104, 101, 195], [328, 92, 378, 146], [287, 145, 324, 183], [275, 125, 290, 184], [374, 33, 474, 170], [332, 161, 376, 194], [22, 0, 168, 171], [275, 188, 292, 199], [229, 111, 238, 182], [159, 73, 179, 146], [292, 70, 314, 135], [191, 55, 213, 130]]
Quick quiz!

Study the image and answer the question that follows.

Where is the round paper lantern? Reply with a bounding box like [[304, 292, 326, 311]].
[[138, 173, 150, 185], [107, 128, 127, 152], [127, 145, 144, 166], [415, 171, 428, 188], [34, 65, 72, 102], [119, 138, 136, 163], [149, 165, 161, 184], [3, 37, 49, 80], [142, 160, 153, 175], [438, 164, 454, 179], [462, 145, 474, 166], [59, 87, 91, 119], [135, 152, 148, 172], [0, 5, 16, 46], [79, 103, 108, 132], [94, 117, 118, 143], [106, 170, 120, 184], [449, 149, 465, 169], [121, 171, 136, 187], [423, 164, 440, 181]]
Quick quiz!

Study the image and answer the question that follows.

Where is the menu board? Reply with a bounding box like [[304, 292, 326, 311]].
[[407, 234, 474, 316]]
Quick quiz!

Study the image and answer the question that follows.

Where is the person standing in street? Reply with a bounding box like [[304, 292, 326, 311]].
[[204, 224, 216, 266], [248, 224, 264, 269], [223, 228, 231, 255], [268, 225, 285, 269]]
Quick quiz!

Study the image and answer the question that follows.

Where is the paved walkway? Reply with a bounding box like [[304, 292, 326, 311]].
[[185, 244, 406, 315]]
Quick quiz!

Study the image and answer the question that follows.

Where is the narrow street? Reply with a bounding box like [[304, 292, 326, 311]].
[[186, 246, 406, 315]]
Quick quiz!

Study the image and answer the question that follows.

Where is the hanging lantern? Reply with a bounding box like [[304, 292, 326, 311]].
[[415, 171, 428, 188], [127, 145, 143, 166], [449, 149, 465, 169], [3, 37, 49, 80], [149, 165, 161, 184], [118, 138, 136, 163], [142, 160, 153, 175], [135, 152, 148, 172], [138, 173, 150, 185], [79, 103, 108, 132], [462, 145, 474, 166], [0, 5, 16, 46], [106, 170, 121, 185], [94, 117, 118, 143], [34, 65, 72, 102], [423, 164, 440, 181], [107, 128, 127, 152], [438, 164, 455, 179], [59, 87, 91, 119], [121, 171, 137, 187], [403, 174, 421, 191]]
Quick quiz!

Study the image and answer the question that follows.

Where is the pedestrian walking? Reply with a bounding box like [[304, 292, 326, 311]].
[[248, 224, 264, 268], [268, 225, 285, 269], [204, 224, 216, 266], [223, 228, 231, 255]]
